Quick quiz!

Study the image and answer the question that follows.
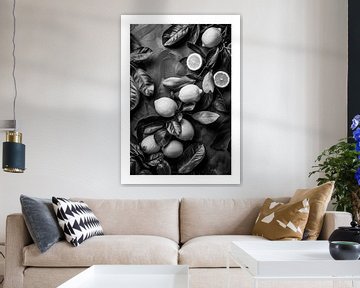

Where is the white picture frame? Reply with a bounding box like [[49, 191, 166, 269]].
[[121, 15, 241, 184]]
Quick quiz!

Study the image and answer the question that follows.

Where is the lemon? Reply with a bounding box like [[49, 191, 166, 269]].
[[178, 84, 203, 103], [163, 140, 183, 158], [186, 53, 203, 71], [177, 119, 194, 141], [140, 135, 161, 154], [154, 97, 178, 118], [213, 71, 230, 88], [201, 27, 222, 48]]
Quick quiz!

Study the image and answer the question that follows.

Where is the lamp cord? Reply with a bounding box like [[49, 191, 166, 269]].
[[12, 0, 18, 129]]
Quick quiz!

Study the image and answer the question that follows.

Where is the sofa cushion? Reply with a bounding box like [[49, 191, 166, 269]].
[[252, 198, 310, 240], [52, 197, 104, 247], [20, 195, 64, 253], [179, 235, 267, 268], [72, 198, 179, 243], [180, 198, 289, 243], [23, 235, 178, 267], [290, 181, 334, 240]]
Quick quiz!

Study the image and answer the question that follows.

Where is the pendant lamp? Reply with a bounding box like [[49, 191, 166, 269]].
[[1, 0, 26, 173]]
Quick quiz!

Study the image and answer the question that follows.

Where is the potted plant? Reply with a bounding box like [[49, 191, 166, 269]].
[[309, 115, 360, 222]]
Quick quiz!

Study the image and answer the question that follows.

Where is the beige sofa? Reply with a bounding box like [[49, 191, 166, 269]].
[[4, 198, 352, 288]]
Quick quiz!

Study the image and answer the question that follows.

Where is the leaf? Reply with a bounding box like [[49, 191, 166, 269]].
[[176, 112, 183, 122], [139, 169, 152, 175], [202, 71, 214, 93], [157, 160, 171, 175], [143, 123, 164, 135], [206, 47, 220, 69], [196, 92, 213, 111], [178, 143, 206, 174], [166, 120, 182, 136], [130, 33, 141, 51], [130, 76, 140, 111], [213, 95, 227, 112], [211, 122, 231, 151], [162, 76, 196, 90], [130, 143, 144, 174], [186, 73, 202, 81], [130, 47, 153, 64], [182, 102, 196, 112], [147, 152, 164, 167], [188, 24, 201, 45], [162, 25, 190, 47], [187, 42, 206, 58], [130, 143, 144, 161], [219, 48, 231, 72], [154, 129, 172, 147], [192, 111, 220, 125], [136, 116, 165, 142], [130, 158, 141, 175], [133, 68, 154, 97]]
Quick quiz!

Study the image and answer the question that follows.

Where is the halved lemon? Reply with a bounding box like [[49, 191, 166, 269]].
[[213, 71, 230, 88], [186, 53, 203, 71]]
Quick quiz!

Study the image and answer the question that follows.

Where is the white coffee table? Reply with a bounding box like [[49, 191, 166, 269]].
[[228, 241, 360, 288], [58, 265, 189, 288]]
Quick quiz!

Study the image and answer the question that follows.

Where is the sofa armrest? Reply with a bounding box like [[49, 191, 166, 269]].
[[318, 211, 352, 240], [4, 213, 32, 288]]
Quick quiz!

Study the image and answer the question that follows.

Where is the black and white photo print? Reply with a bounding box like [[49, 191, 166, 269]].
[[121, 15, 240, 184]]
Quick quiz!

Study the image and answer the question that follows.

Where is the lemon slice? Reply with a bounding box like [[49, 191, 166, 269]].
[[213, 71, 230, 88], [186, 53, 203, 71]]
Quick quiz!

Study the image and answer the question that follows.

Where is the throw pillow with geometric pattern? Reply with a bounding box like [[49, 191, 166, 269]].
[[52, 197, 104, 247]]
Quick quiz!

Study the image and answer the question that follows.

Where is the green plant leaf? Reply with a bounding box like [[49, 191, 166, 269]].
[[308, 139, 360, 215]]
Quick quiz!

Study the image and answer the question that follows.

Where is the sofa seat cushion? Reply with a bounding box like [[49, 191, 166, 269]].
[[179, 235, 267, 268], [23, 235, 179, 267]]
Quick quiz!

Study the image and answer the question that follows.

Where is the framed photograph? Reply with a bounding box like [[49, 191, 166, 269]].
[[121, 15, 240, 184]]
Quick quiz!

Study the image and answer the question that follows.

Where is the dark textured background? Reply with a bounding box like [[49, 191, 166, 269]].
[[130, 24, 232, 175]]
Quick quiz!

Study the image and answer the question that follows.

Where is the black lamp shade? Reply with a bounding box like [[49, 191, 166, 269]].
[[2, 141, 25, 173]]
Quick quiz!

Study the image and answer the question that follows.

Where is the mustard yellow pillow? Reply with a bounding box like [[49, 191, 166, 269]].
[[289, 181, 334, 240], [252, 198, 310, 240]]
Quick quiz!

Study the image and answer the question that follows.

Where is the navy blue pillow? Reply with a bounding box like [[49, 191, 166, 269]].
[[20, 195, 64, 253]]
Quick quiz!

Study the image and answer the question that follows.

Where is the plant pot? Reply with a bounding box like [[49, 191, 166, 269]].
[[329, 241, 360, 260], [329, 221, 360, 244]]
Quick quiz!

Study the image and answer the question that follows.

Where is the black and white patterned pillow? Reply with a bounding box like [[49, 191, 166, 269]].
[[52, 197, 104, 247]]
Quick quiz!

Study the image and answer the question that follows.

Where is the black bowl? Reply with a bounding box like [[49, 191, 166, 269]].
[[329, 241, 360, 260]]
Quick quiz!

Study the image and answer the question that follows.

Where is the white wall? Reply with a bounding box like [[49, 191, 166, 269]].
[[0, 0, 347, 242]]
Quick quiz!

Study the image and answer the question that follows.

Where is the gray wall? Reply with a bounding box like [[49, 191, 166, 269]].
[[0, 0, 348, 242]]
